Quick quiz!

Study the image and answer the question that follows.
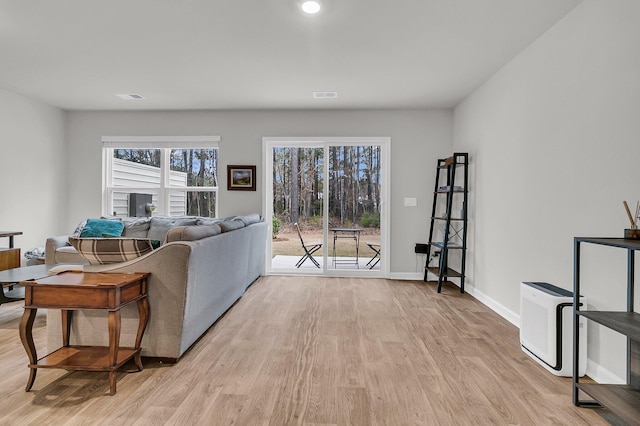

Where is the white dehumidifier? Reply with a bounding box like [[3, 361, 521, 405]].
[[520, 281, 586, 377]]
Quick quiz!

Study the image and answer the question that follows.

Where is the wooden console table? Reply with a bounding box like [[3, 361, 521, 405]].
[[19, 272, 150, 395]]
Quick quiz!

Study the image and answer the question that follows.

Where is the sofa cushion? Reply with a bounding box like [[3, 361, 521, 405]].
[[122, 217, 152, 238], [148, 217, 198, 243], [79, 219, 124, 238], [236, 213, 262, 226], [219, 219, 246, 233], [196, 217, 222, 226], [165, 224, 222, 243], [69, 237, 154, 265]]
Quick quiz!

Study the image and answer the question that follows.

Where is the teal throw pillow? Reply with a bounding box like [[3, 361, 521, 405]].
[[79, 219, 124, 238]]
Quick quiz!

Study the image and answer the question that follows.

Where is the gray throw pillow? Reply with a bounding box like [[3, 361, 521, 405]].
[[122, 217, 152, 238], [236, 213, 262, 226], [71, 219, 87, 238]]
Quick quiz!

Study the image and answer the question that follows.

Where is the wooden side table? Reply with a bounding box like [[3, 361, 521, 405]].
[[19, 272, 150, 395], [0, 231, 22, 272]]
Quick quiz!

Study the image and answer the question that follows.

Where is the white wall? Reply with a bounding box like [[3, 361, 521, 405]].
[[453, 0, 640, 382], [0, 89, 66, 261], [65, 109, 452, 274]]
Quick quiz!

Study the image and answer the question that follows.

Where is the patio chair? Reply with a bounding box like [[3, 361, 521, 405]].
[[294, 223, 322, 268], [365, 242, 381, 269]]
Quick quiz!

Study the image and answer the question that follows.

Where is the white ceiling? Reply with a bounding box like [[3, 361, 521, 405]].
[[0, 0, 581, 111]]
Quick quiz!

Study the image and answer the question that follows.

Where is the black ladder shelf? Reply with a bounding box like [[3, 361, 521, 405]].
[[423, 153, 469, 293]]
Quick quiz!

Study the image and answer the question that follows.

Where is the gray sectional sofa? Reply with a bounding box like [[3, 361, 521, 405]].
[[45, 214, 267, 361]]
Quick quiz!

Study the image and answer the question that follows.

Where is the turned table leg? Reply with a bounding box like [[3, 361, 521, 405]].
[[61, 309, 72, 347], [134, 296, 149, 371], [107, 310, 121, 395], [19, 308, 38, 391]]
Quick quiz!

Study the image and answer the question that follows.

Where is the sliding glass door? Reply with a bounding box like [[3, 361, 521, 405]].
[[327, 145, 382, 271], [264, 137, 389, 277], [270, 145, 325, 270]]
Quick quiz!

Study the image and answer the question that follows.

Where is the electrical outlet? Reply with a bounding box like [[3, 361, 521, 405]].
[[404, 197, 417, 207]]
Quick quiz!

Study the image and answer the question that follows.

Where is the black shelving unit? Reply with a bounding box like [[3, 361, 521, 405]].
[[423, 153, 469, 293], [573, 237, 640, 425]]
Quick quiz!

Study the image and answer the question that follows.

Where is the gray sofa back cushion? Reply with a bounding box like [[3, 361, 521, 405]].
[[219, 219, 246, 233], [236, 213, 262, 226], [165, 224, 222, 243], [196, 217, 222, 226], [148, 217, 198, 243], [122, 217, 152, 238]]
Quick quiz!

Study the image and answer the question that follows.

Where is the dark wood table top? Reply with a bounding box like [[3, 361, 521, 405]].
[[23, 272, 150, 288], [0, 264, 56, 284], [0, 231, 23, 238]]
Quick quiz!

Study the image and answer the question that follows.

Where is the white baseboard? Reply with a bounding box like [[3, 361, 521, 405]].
[[386, 275, 519, 328], [388, 272, 423, 280], [586, 359, 625, 384], [464, 284, 519, 327]]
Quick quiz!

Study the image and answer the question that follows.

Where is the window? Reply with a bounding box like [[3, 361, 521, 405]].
[[102, 136, 220, 218]]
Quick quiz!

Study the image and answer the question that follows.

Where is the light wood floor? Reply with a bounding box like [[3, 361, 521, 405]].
[[0, 276, 610, 425]]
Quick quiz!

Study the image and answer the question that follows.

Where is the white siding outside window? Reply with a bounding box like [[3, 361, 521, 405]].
[[102, 136, 220, 218]]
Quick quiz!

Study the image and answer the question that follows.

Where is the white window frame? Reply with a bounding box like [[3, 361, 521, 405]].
[[102, 136, 221, 217]]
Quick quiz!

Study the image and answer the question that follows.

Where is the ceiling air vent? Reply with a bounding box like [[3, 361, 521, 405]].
[[313, 91, 338, 99], [115, 94, 145, 100]]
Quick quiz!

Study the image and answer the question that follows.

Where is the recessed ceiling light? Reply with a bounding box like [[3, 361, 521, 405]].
[[313, 91, 338, 99], [299, 0, 321, 14], [115, 94, 145, 100]]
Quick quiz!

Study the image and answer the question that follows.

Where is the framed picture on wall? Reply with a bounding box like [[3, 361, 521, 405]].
[[227, 165, 256, 191]]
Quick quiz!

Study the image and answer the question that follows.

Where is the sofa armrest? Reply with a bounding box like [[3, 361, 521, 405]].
[[45, 235, 70, 264], [70, 241, 193, 358]]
